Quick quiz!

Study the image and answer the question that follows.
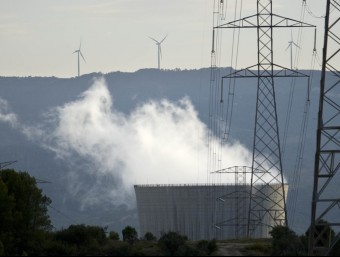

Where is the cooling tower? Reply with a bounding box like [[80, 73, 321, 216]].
[[134, 184, 288, 240]]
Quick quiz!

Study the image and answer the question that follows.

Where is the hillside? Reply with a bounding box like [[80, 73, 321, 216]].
[[0, 68, 323, 235]]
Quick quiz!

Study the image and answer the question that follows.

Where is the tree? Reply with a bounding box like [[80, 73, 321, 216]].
[[158, 231, 188, 256], [0, 169, 52, 255], [270, 225, 306, 256], [109, 231, 120, 241], [122, 226, 138, 244], [53, 224, 108, 255], [143, 232, 157, 241], [55, 224, 107, 246]]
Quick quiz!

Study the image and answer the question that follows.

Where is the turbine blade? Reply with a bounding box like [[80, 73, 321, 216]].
[[285, 43, 291, 51], [292, 42, 300, 49], [80, 51, 86, 62], [149, 37, 159, 43], [160, 34, 168, 44], [79, 40, 82, 50]]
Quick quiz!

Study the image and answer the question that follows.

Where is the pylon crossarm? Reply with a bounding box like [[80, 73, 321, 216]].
[[272, 64, 310, 77], [211, 166, 256, 174], [215, 13, 315, 29], [271, 14, 315, 28], [215, 14, 258, 28], [216, 217, 249, 227], [218, 191, 250, 200], [0, 161, 17, 170], [222, 64, 310, 79], [222, 65, 258, 78]]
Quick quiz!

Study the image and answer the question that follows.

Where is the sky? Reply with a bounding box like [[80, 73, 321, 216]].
[[0, 0, 329, 78]]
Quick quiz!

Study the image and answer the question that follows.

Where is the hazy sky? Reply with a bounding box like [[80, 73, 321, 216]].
[[0, 0, 329, 77]]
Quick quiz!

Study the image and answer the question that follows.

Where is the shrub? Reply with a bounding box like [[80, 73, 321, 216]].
[[143, 232, 157, 241], [158, 231, 188, 256]]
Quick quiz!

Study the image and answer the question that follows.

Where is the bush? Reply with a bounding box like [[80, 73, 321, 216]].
[[143, 232, 157, 241], [245, 241, 271, 256], [55, 224, 107, 246], [158, 231, 188, 256], [196, 239, 217, 255], [122, 226, 138, 244], [109, 231, 120, 241], [270, 226, 306, 256]]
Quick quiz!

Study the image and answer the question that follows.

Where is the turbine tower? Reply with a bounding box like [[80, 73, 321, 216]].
[[149, 35, 167, 69], [73, 41, 86, 77], [286, 30, 300, 69]]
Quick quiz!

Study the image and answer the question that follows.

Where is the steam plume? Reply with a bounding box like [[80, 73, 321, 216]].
[[0, 78, 257, 207]]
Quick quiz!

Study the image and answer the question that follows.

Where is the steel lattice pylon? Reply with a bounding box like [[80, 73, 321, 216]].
[[309, 0, 340, 255], [215, 0, 314, 237], [213, 166, 252, 239]]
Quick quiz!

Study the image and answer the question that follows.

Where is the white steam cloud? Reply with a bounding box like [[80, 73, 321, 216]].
[[0, 78, 256, 207], [0, 98, 19, 127]]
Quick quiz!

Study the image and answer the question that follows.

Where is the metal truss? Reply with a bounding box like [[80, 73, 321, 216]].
[[213, 166, 253, 238], [214, 0, 314, 237], [309, 0, 340, 255], [0, 161, 17, 170]]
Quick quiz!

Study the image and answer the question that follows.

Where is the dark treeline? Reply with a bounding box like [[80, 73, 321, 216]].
[[0, 169, 217, 256], [1, 168, 340, 256]]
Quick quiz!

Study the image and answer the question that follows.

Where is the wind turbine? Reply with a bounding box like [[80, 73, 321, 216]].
[[149, 35, 167, 69], [285, 30, 300, 69], [73, 41, 86, 77]]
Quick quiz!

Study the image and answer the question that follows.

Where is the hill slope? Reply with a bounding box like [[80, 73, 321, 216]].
[[0, 68, 323, 235]]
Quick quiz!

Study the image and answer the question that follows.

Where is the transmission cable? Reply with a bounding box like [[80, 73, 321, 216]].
[[286, 1, 317, 227], [222, 0, 243, 146]]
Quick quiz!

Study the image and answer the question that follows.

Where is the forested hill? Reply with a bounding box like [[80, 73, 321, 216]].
[[0, 68, 323, 234]]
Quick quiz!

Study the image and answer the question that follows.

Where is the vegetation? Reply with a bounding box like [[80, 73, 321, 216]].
[[158, 231, 188, 255], [142, 232, 157, 241], [0, 168, 219, 256], [270, 225, 306, 256], [109, 231, 120, 241], [243, 240, 272, 256], [122, 225, 138, 244], [7, 168, 340, 256], [0, 169, 52, 256]]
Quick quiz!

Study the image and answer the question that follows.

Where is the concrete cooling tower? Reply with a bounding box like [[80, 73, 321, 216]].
[[134, 183, 288, 240]]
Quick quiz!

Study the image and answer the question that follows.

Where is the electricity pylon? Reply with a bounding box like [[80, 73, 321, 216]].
[[214, 0, 314, 237], [309, 0, 340, 255]]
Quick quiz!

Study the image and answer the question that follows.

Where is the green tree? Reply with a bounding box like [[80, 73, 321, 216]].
[[0, 169, 52, 255], [270, 225, 306, 256], [109, 231, 120, 241], [122, 226, 138, 244], [158, 231, 188, 256], [143, 232, 157, 241], [55, 224, 107, 246], [53, 224, 108, 255]]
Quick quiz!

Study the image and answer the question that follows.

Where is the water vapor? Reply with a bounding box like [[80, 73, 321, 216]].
[[0, 78, 257, 208]]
